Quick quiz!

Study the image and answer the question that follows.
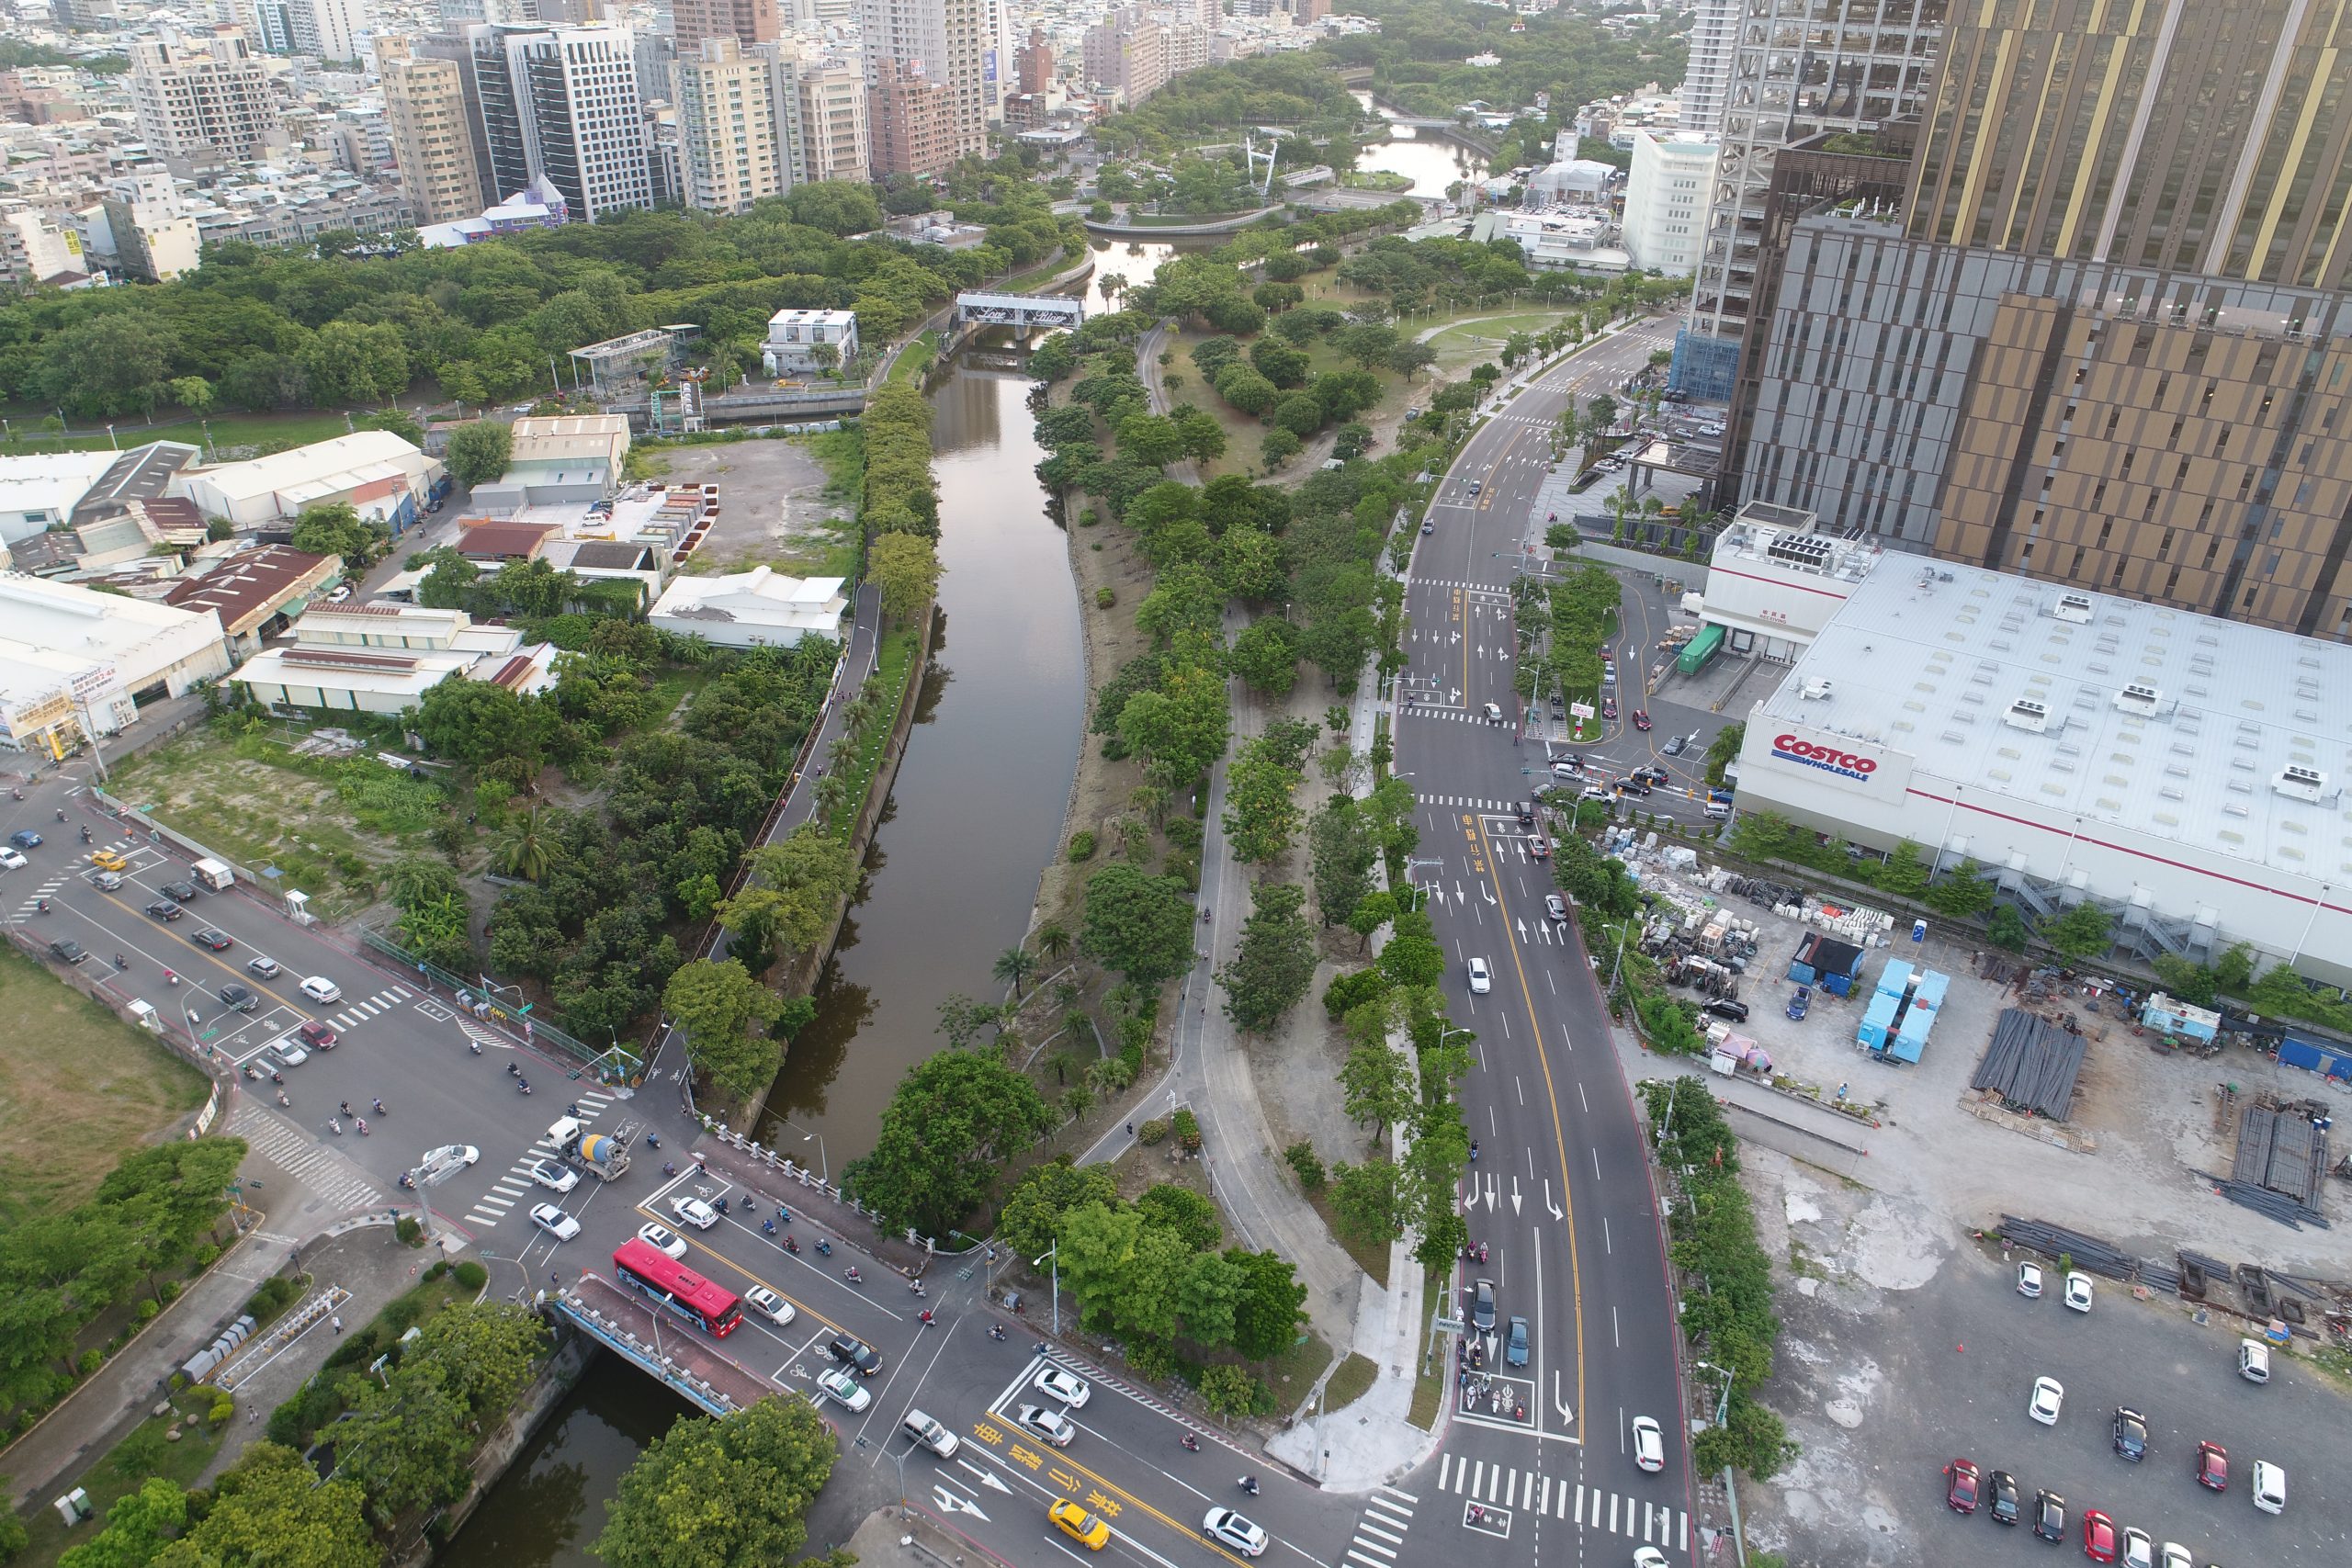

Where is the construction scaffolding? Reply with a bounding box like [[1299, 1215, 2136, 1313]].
[[569, 325, 695, 400]]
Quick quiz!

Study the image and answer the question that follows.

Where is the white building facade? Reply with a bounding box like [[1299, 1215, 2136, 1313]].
[[1622, 130, 1714, 277], [762, 308, 858, 375], [676, 38, 787, 213]]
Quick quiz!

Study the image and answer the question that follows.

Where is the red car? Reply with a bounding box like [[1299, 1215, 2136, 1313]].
[[1945, 1459, 1980, 1514], [2195, 1441, 2227, 1491], [1601, 698, 1618, 719], [2082, 1508, 2118, 1562], [297, 1021, 338, 1051], [1632, 711, 1652, 730]]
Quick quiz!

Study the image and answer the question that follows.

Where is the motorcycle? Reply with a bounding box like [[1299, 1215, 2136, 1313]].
[[763, 1218, 776, 1235], [327, 1118, 343, 1135], [662, 1161, 676, 1176], [989, 1324, 1004, 1340], [813, 1237, 831, 1257], [356, 1119, 369, 1136], [644, 1132, 660, 1149], [469, 1040, 481, 1055], [516, 1080, 532, 1096], [164, 969, 177, 985], [276, 1090, 290, 1108], [371, 1099, 385, 1116], [114, 953, 127, 971], [783, 1235, 800, 1254], [1238, 1477, 1260, 1497], [34, 898, 48, 914], [843, 1266, 863, 1284], [78, 827, 89, 843], [1182, 1434, 1199, 1452]]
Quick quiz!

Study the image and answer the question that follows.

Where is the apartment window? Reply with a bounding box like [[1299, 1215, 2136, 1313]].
[[2165, 564, 2182, 597], [2203, 537, 2222, 568], [2105, 409, 2120, 437], [2090, 480, 2107, 508], [2168, 418, 2185, 445], [2111, 558, 2127, 587], [2070, 546, 2086, 576]]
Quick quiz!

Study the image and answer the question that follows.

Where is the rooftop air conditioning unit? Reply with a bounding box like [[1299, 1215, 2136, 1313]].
[[2113, 682, 2162, 716], [2005, 697, 2051, 733], [1799, 678, 1834, 700], [2274, 764, 2329, 805], [2052, 592, 2096, 624]]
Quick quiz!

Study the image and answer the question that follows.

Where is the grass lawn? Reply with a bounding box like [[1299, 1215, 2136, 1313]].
[[0, 947, 209, 1224], [888, 331, 940, 386], [1305, 1182, 1394, 1286], [0, 410, 361, 460], [1323, 1350, 1379, 1414], [108, 723, 456, 920], [1422, 310, 1577, 374], [1254, 1328, 1337, 1417], [10, 1387, 233, 1568]]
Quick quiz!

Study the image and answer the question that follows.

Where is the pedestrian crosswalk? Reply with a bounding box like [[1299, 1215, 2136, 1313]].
[[1435, 1453, 1688, 1551], [1408, 578, 1518, 595], [226, 1101, 386, 1213], [322, 984, 416, 1033], [1340, 1483, 1417, 1568], [458, 1088, 618, 1230]]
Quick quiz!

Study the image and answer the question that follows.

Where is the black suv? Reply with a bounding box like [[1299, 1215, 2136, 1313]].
[[1705, 998, 1750, 1022], [161, 879, 200, 903], [2112, 1406, 2147, 1462], [1516, 801, 1535, 828], [1987, 1470, 2019, 1525], [145, 898, 185, 922], [48, 937, 86, 965], [829, 1335, 882, 1377]]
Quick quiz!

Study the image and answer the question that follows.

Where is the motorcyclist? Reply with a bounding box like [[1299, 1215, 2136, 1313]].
[[371, 1098, 384, 1115], [843, 1265, 862, 1283], [1181, 1433, 1199, 1451], [1238, 1476, 1260, 1496]]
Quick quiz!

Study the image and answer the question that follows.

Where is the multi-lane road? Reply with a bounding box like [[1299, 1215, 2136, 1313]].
[[1389, 318, 1711, 1568], [2, 314, 1708, 1568]]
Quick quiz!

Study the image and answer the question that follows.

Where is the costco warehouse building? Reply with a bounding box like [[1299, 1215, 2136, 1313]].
[[1724, 555, 2352, 991]]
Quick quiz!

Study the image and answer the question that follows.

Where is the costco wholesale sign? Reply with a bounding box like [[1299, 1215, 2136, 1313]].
[[1759, 722, 1915, 796], [1773, 733, 1879, 781]]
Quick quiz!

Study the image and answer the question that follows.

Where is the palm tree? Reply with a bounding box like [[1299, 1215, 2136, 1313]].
[[815, 773, 854, 821], [1035, 920, 1073, 962], [993, 944, 1037, 1000], [491, 807, 550, 883]]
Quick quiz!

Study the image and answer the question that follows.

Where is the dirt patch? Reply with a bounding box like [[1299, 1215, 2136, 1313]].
[[643, 433, 856, 575]]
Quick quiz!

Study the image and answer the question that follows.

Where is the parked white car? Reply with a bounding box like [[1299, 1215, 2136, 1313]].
[[1034, 1366, 1091, 1408], [671, 1195, 719, 1230], [2029, 1376, 2064, 1425]]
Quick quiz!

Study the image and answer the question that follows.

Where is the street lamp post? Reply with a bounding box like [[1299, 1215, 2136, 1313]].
[[1033, 1239, 1060, 1337], [771, 1114, 830, 1182]]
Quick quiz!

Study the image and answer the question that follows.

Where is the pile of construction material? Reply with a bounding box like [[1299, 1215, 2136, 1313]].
[[1707, 870, 1897, 946], [1972, 1009, 2089, 1121], [2196, 1099, 2333, 1228], [1997, 1216, 2170, 1289]]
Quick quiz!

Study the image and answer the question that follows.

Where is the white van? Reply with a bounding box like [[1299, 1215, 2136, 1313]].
[[1704, 800, 1733, 819], [2251, 1459, 2286, 1514], [902, 1408, 959, 1458], [2239, 1337, 2270, 1383]]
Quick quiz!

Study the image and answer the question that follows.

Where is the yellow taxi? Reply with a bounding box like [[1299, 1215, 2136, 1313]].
[[89, 849, 130, 873], [1048, 1498, 1110, 1551]]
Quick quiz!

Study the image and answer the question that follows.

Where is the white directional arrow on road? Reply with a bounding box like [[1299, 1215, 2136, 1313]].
[[1480, 883, 1497, 905], [933, 1488, 989, 1521], [1510, 1178, 1523, 1215], [1545, 1179, 1563, 1220], [1515, 917, 1529, 944], [952, 1461, 1011, 1493], [1454, 881, 1467, 907], [1554, 1372, 1576, 1426]]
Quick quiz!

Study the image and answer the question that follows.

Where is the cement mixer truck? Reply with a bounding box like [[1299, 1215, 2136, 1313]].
[[547, 1115, 632, 1181]]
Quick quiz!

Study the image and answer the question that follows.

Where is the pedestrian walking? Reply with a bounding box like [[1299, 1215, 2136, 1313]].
[[1125, 1121, 1135, 1136], [332, 1314, 343, 1335]]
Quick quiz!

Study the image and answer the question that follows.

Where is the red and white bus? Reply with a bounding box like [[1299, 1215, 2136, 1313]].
[[610, 1238, 744, 1337]]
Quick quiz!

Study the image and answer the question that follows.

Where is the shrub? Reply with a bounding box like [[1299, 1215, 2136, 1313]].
[[190, 1244, 220, 1271], [1171, 1107, 1202, 1150], [1283, 1141, 1327, 1191], [423, 1261, 448, 1281], [1069, 829, 1097, 862], [135, 1299, 159, 1323], [77, 1349, 102, 1374], [1137, 1117, 1170, 1145], [1096, 586, 1116, 609], [453, 1259, 489, 1291], [158, 1280, 179, 1303], [395, 1215, 424, 1246], [209, 1394, 234, 1427], [1198, 1362, 1262, 1417]]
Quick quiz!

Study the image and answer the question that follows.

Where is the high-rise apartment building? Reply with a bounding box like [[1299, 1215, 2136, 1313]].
[[416, 28, 500, 197], [1014, 27, 1050, 95], [129, 28, 284, 172], [860, 0, 988, 165], [383, 50, 486, 224], [469, 24, 652, 221], [1738, 0, 2352, 637], [1677, 0, 1735, 136], [673, 0, 777, 55], [1678, 1, 1942, 394], [308, 0, 373, 62], [676, 37, 785, 212], [773, 52, 868, 186], [1082, 6, 1167, 107], [866, 54, 955, 177]]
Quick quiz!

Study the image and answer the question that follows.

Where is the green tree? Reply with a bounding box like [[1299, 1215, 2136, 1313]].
[[991, 944, 1037, 1000], [167, 376, 213, 414], [149, 1443, 373, 1568], [1226, 1247, 1306, 1359], [1340, 1036, 1413, 1134], [1080, 863, 1197, 987], [60, 1475, 185, 1568], [288, 501, 391, 570], [444, 420, 514, 485], [783, 180, 883, 234], [2040, 901, 2115, 964], [1219, 881, 1317, 1032], [1117, 412, 1188, 468], [1135, 1182, 1223, 1250], [595, 1396, 838, 1568], [997, 1159, 1119, 1261], [1326, 1158, 1402, 1248], [842, 1052, 1055, 1235], [1227, 616, 1300, 696], [1308, 795, 1377, 929], [1702, 721, 1745, 786], [870, 531, 943, 625], [1175, 409, 1227, 463], [1986, 903, 2030, 953], [491, 807, 551, 882], [40, 312, 177, 417], [301, 320, 411, 406], [1223, 746, 1304, 865], [1115, 663, 1230, 787], [664, 959, 786, 1103], [1923, 866, 1996, 919], [1260, 427, 1303, 468]]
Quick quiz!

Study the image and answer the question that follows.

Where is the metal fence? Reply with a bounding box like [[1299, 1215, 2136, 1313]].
[[352, 926, 639, 1084]]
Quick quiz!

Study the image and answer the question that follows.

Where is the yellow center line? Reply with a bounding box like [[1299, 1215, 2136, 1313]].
[[968, 1419, 1258, 1567], [1472, 817, 1587, 1439]]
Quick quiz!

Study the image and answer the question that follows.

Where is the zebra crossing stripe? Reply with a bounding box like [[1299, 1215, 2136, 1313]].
[[1355, 1518, 1404, 1545]]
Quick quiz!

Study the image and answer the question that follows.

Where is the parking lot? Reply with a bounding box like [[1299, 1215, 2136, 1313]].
[[1743, 1145, 2348, 1565]]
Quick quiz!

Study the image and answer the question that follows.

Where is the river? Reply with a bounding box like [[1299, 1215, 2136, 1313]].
[[441, 357, 1085, 1562], [750, 360, 1086, 1168], [1351, 91, 1491, 200]]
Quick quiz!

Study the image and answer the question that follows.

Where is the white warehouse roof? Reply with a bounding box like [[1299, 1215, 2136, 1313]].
[[1756, 562, 2352, 875]]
